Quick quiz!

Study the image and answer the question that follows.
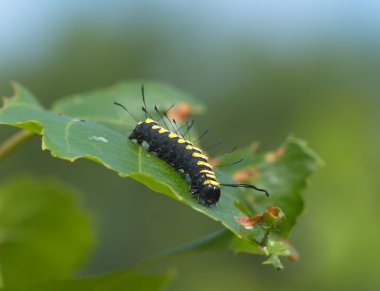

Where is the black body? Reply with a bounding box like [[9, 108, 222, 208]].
[[129, 119, 220, 206]]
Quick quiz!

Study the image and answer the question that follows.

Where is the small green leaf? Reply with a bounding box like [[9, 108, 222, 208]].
[[262, 254, 284, 270], [0, 82, 319, 268], [236, 206, 285, 245], [0, 176, 93, 288], [0, 270, 174, 291]]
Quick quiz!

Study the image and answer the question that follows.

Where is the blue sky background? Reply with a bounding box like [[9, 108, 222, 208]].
[[1, 0, 380, 66]]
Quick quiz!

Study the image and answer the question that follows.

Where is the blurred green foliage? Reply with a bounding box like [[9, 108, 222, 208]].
[[0, 176, 92, 288], [1, 4, 379, 290], [0, 176, 175, 290], [2, 270, 174, 291]]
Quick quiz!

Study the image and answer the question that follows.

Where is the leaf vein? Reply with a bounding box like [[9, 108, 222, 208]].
[[64, 119, 76, 151], [138, 146, 142, 172]]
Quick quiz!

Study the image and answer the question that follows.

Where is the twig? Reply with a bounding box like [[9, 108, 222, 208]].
[[0, 130, 34, 160]]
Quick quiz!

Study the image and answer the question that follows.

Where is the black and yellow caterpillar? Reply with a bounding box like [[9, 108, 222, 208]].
[[115, 84, 268, 206], [129, 117, 222, 205]]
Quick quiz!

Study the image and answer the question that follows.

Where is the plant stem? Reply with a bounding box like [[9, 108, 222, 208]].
[[135, 229, 226, 270], [0, 130, 34, 160]]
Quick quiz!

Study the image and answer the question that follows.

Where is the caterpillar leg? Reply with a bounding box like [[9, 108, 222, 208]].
[[189, 185, 198, 195], [129, 132, 144, 145]]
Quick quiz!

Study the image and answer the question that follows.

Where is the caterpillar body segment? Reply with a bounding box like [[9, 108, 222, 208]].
[[129, 119, 220, 206]]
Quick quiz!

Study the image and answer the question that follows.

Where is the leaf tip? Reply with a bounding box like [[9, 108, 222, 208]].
[[287, 136, 324, 166]]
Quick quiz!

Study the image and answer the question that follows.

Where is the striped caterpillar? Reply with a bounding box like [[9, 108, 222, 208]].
[[115, 84, 268, 206]]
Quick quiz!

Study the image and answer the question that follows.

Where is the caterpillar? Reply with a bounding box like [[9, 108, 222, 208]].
[[114, 84, 268, 206]]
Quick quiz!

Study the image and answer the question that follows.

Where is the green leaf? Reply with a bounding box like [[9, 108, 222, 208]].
[[217, 137, 322, 237], [0, 82, 319, 268], [0, 270, 175, 291], [52, 81, 206, 133], [0, 176, 93, 288]]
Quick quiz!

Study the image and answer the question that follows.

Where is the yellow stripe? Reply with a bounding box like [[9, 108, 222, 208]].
[[137, 121, 143, 125], [168, 133, 178, 138], [145, 118, 155, 123], [152, 125, 160, 129], [185, 145, 202, 152], [205, 174, 217, 180], [200, 169, 214, 175], [192, 146, 202, 152], [192, 152, 209, 161], [159, 128, 169, 133], [197, 161, 213, 169], [203, 180, 220, 186], [177, 138, 186, 144]]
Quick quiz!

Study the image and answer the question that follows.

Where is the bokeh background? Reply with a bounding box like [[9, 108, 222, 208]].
[[1, 1, 379, 290]]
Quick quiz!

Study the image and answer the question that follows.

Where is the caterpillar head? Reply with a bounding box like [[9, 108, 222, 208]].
[[199, 184, 221, 206]]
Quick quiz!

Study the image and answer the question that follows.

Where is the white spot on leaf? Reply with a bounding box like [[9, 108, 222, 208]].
[[89, 136, 109, 143]]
